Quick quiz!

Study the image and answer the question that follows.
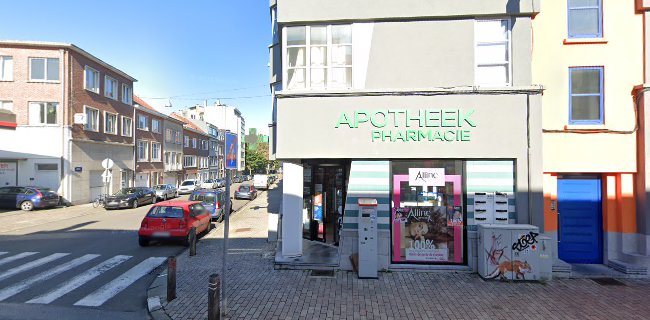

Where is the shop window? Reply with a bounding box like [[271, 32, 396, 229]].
[[391, 160, 465, 264]]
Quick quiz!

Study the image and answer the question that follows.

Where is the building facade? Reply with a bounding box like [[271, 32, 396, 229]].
[[171, 113, 210, 182], [199, 102, 247, 173], [271, 1, 543, 271], [0, 41, 136, 204], [533, 1, 649, 272], [134, 96, 166, 187], [162, 115, 184, 186]]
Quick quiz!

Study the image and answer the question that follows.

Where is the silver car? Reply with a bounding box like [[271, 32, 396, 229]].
[[152, 184, 177, 201]]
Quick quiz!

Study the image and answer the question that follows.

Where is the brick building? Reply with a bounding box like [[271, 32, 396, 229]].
[[133, 96, 166, 187], [170, 113, 210, 182]]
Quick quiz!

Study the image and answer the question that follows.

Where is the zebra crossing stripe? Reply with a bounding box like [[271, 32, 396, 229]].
[[0, 254, 100, 301], [27, 255, 132, 305], [0, 252, 7, 257], [0, 252, 38, 267], [73, 256, 166, 307], [0, 253, 69, 282]]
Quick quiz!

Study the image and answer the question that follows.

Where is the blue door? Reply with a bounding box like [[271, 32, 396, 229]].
[[558, 178, 602, 264]]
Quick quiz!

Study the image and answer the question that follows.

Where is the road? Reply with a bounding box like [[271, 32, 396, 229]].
[[0, 180, 262, 320]]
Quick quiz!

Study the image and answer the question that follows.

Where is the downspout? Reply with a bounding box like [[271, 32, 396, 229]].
[[133, 105, 136, 187], [60, 49, 66, 200], [527, 93, 533, 226]]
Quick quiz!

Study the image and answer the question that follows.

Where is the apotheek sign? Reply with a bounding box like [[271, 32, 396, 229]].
[[409, 168, 445, 187], [334, 109, 476, 142]]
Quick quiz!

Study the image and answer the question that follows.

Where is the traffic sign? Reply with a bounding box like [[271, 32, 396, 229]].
[[101, 170, 112, 183], [225, 133, 238, 169], [102, 158, 114, 170]]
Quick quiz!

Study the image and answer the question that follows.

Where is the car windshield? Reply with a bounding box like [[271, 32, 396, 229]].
[[181, 181, 195, 186], [146, 206, 184, 218], [153, 185, 166, 190], [189, 193, 216, 204], [238, 186, 250, 192], [115, 188, 137, 195], [204, 179, 213, 183]]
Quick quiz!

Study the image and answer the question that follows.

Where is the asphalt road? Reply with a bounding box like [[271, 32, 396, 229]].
[[0, 180, 259, 320]]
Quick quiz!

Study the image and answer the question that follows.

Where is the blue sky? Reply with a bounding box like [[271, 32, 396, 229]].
[[0, 0, 272, 134]]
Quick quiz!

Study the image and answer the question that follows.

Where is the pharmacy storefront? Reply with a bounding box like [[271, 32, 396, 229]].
[[276, 92, 545, 271]]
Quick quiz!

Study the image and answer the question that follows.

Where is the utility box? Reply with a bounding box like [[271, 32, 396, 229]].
[[478, 224, 541, 281], [358, 198, 378, 279]]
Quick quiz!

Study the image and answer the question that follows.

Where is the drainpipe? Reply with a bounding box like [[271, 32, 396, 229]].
[[59, 49, 66, 200], [527, 93, 533, 226]]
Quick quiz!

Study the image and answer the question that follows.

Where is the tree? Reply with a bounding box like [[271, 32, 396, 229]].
[[245, 142, 269, 174]]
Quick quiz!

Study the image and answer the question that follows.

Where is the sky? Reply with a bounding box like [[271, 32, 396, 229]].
[[0, 0, 272, 135]]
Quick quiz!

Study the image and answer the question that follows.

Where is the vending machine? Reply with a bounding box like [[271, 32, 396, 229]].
[[358, 198, 378, 279], [478, 224, 541, 281]]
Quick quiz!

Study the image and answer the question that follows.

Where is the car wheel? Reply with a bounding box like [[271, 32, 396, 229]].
[[138, 237, 149, 247], [152, 196, 157, 204], [163, 194, 167, 201], [20, 201, 34, 211], [132, 200, 138, 209]]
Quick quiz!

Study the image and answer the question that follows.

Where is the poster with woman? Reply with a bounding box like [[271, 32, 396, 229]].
[[393, 206, 452, 262]]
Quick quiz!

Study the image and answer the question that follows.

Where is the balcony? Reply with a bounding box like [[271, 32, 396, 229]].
[[164, 163, 183, 172]]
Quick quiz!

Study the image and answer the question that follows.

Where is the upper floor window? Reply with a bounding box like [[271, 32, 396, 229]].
[[151, 142, 161, 162], [84, 66, 100, 93], [122, 84, 133, 105], [569, 67, 603, 124], [121, 116, 133, 137], [30, 58, 59, 82], [152, 119, 161, 134], [0, 56, 13, 81], [568, 0, 602, 39], [165, 129, 173, 142], [184, 136, 190, 147], [284, 25, 352, 90], [137, 141, 149, 162], [175, 131, 182, 144], [105, 76, 118, 100], [84, 106, 100, 131], [29, 102, 58, 125], [104, 112, 118, 135], [137, 114, 148, 130], [0, 101, 13, 112], [192, 138, 197, 149], [475, 19, 511, 87]]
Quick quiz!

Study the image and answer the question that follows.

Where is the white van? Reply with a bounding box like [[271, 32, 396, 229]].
[[253, 174, 269, 190]]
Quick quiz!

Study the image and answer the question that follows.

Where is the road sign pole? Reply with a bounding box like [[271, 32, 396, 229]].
[[222, 169, 230, 317]]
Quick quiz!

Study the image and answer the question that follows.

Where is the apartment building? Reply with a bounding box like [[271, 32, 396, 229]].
[[170, 113, 210, 181], [163, 113, 184, 186], [0, 41, 136, 204], [133, 96, 166, 187], [179, 107, 221, 179], [271, 1, 543, 272], [533, 1, 648, 273]]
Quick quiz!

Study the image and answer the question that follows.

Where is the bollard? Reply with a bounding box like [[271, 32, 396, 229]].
[[167, 256, 176, 302], [189, 227, 197, 256], [208, 273, 221, 320]]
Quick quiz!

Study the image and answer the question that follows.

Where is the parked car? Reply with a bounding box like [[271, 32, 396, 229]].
[[234, 184, 258, 200], [138, 200, 212, 247], [152, 184, 177, 201], [0, 186, 60, 211], [178, 179, 200, 194], [201, 179, 217, 189], [254, 174, 269, 190], [189, 189, 231, 221], [215, 178, 226, 188], [231, 175, 241, 183], [104, 187, 156, 210]]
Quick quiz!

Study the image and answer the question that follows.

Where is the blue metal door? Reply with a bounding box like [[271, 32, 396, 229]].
[[558, 178, 602, 263]]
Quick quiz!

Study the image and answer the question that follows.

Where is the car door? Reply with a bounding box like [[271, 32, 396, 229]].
[[0, 187, 13, 208], [189, 204, 208, 233]]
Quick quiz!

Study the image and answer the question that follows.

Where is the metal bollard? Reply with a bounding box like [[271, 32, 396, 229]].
[[167, 256, 176, 302], [208, 273, 221, 320], [189, 227, 197, 256]]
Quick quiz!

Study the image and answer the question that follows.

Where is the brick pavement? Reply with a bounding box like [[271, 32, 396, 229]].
[[160, 183, 650, 320]]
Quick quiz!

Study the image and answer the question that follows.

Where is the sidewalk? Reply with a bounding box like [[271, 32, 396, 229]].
[[155, 183, 650, 320]]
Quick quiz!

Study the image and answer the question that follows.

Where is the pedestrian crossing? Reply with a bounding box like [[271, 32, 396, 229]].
[[0, 251, 166, 308]]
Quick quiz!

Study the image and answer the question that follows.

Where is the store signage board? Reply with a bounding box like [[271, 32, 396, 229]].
[[225, 132, 238, 169], [409, 168, 445, 187], [334, 108, 476, 142]]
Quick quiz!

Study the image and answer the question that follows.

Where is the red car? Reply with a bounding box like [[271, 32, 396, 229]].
[[138, 200, 212, 247]]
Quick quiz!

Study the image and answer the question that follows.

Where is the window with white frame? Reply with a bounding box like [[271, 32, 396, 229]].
[[284, 25, 352, 90], [184, 136, 190, 147], [0, 101, 13, 112], [137, 140, 149, 162], [184, 155, 196, 167], [30, 58, 59, 81], [104, 112, 117, 134], [152, 119, 161, 133], [105, 76, 118, 100], [165, 129, 172, 142], [84, 106, 100, 131], [137, 114, 148, 130], [121, 116, 132, 137], [28, 102, 58, 125], [151, 142, 161, 162], [568, 0, 602, 39], [84, 66, 100, 93], [172, 152, 177, 166], [175, 131, 182, 144], [0, 56, 13, 81], [202, 140, 209, 150], [192, 138, 197, 149], [122, 84, 132, 105], [475, 19, 511, 86]]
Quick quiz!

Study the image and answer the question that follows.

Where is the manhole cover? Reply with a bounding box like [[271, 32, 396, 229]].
[[234, 228, 252, 233], [310, 270, 335, 278], [591, 278, 626, 286]]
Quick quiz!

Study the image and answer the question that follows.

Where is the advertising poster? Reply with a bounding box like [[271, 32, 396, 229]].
[[393, 206, 452, 262], [313, 184, 323, 221], [225, 133, 238, 169], [447, 206, 464, 226]]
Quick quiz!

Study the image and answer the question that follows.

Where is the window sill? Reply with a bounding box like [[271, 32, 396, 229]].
[[0, 79, 14, 82], [137, 159, 149, 163], [137, 128, 149, 131], [563, 38, 608, 45], [84, 88, 100, 94], [563, 124, 606, 130], [28, 80, 61, 84], [84, 128, 100, 132]]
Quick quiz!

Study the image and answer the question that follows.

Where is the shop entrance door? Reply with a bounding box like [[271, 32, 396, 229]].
[[302, 164, 346, 245]]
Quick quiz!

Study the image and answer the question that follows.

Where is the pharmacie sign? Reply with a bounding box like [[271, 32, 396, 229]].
[[334, 109, 476, 142]]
